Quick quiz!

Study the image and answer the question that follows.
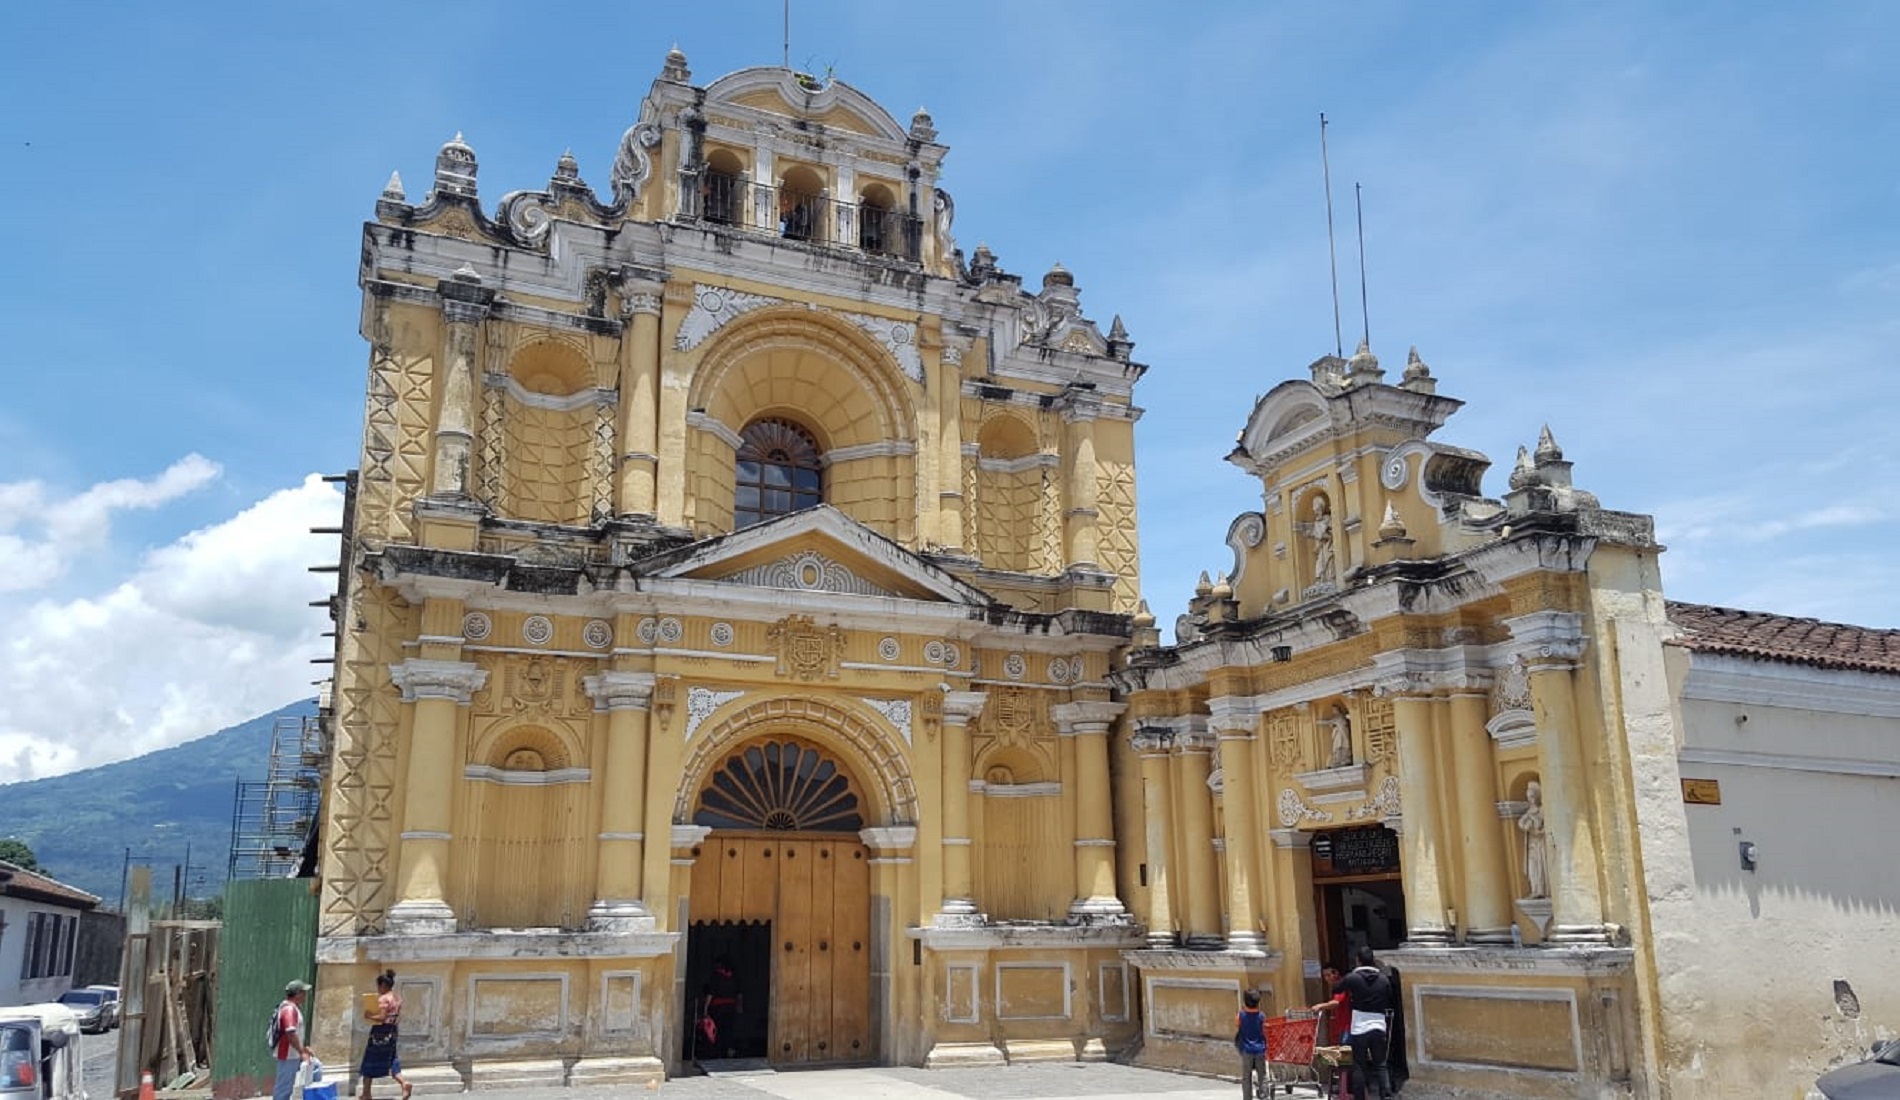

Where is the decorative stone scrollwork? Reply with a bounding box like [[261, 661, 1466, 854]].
[[860, 697, 915, 744], [684, 686, 746, 740], [657, 617, 684, 644], [1003, 653, 1026, 681], [609, 120, 662, 206], [1047, 657, 1069, 683], [636, 618, 658, 645], [710, 622, 735, 647], [1493, 654, 1533, 714], [728, 549, 894, 597], [1226, 511, 1266, 588], [841, 311, 924, 382], [1278, 787, 1332, 828], [498, 190, 557, 246], [878, 637, 900, 661], [1347, 775, 1403, 821], [674, 284, 779, 351]]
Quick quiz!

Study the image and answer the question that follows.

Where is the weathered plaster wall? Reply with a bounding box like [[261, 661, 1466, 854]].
[[1646, 653, 1900, 1098]]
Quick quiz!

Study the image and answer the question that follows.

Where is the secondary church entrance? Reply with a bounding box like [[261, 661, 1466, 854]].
[[685, 738, 873, 1067], [1311, 825, 1406, 967]]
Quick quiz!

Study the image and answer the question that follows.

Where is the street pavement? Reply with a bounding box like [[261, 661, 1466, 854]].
[[443, 1063, 1273, 1100], [78, 1027, 120, 1099]]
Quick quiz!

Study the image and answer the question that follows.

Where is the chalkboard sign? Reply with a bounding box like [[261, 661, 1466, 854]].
[[1311, 826, 1400, 878]]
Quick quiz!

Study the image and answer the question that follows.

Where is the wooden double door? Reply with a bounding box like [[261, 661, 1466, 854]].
[[688, 833, 872, 1066]]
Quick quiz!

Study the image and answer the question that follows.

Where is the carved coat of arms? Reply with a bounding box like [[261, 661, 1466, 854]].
[[767, 615, 846, 681]]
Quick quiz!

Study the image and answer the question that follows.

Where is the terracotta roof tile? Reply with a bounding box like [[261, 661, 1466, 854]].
[[1665, 601, 1900, 676], [0, 860, 101, 909]]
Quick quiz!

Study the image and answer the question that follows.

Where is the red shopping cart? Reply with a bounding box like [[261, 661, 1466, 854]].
[[1263, 1009, 1321, 1096]]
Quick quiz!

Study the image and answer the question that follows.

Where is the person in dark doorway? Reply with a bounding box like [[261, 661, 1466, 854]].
[[699, 955, 744, 1059], [1234, 989, 1268, 1100], [1310, 963, 1349, 1044], [1334, 946, 1396, 1100]]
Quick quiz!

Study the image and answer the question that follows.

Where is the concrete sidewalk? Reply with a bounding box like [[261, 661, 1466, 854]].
[[421, 1062, 1274, 1100]]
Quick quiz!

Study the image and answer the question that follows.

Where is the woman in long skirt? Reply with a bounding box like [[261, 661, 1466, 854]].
[[358, 970, 411, 1100]]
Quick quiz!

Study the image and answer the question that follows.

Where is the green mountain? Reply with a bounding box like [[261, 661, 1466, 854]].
[[0, 699, 317, 906]]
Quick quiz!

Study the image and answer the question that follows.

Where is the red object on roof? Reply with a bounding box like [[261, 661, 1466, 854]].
[[0, 860, 101, 910], [1667, 601, 1900, 676]]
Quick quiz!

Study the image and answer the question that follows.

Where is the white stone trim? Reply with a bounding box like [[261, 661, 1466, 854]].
[[597, 832, 645, 842], [463, 765, 592, 785], [972, 781, 1062, 798], [994, 961, 1072, 1021], [1680, 652, 1900, 719], [976, 453, 1060, 474], [1099, 961, 1132, 1023], [1677, 747, 1900, 779], [490, 374, 611, 413], [944, 962, 981, 1024], [824, 439, 919, 465], [400, 831, 453, 841], [597, 969, 643, 1036], [685, 409, 745, 449], [1142, 975, 1240, 1038], [1487, 708, 1538, 750]]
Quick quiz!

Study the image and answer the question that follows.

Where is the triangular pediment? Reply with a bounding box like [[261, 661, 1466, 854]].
[[636, 506, 993, 606]]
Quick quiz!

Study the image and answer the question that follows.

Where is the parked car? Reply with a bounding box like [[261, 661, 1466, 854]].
[[50, 990, 106, 1034], [84, 986, 120, 1030], [1817, 1038, 1900, 1099]]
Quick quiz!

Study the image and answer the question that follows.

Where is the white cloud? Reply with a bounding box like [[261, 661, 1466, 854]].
[[0, 455, 222, 593], [0, 473, 344, 783]]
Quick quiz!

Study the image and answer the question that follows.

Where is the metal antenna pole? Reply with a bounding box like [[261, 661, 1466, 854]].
[[1321, 113, 1343, 359], [783, 0, 791, 70], [1355, 182, 1370, 350]]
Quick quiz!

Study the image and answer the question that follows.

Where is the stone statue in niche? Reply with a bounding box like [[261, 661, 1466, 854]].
[[1322, 703, 1353, 768], [1518, 780, 1549, 898], [1299, 495, 1336, 585]]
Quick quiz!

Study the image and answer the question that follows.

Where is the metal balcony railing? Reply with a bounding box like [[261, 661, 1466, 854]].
[[687, 170, 923, 262]]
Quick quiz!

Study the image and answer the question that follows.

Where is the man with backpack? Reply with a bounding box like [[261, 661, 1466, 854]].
[[1334, 947, 1396, 1100], [1234, 988, 1269, 1100], [271, 980, 316, 1100]]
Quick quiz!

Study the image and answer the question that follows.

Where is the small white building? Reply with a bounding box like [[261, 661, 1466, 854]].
[[0, 860, 100, 1006], [1642, 603, 1900, 1098]]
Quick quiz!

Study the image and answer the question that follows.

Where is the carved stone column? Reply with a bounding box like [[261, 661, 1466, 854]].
[[1211, 707, 1265, 952], [584, 671, 657, 930], [936, 338, 972, 554], [1056, 700, 1128, 920], [1060, 396, 1101, 570], [1390, 691, 1453, 945], [1509, 612, 1610, 944], [1173, 723, 1223, 948], [1132, 729, 1177, 948], [1448, 688, 1512, 943], [430, 271, 494, 499], [387, 658, 487, 934], [616, 278, 665, 516], [936, 691, 988, 924]]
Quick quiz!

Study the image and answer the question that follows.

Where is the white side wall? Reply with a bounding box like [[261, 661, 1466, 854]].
[[1644, 650, 1900, 1099], [0, 895, 83, 1007]]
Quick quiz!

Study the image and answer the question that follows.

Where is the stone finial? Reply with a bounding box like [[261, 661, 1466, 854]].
[[662, 45, 691, 82], [910, 106, 937, 143], [434, 132, 478, 198], [1402, 346, 1436, 393], [554, 149, 580, 183], [1107, 314, 1134, 361], [1509, 445, 1538, 490], [968, 242, 997, 280], [1346, 339, 1384, 383], [1211, 572, 1233, 599], [382, 171, 406, 202], [1133, 599, 1156, 629], [1195, 571, 1213, 597], [1378, 502, 1408, 540], [1535, 424, 1564, 464], [1043, 261, 1074, 289], [1109, 315, 1129, 342]]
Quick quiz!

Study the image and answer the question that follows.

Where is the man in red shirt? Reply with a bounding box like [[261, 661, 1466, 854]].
[[273, 980, 315, 1100]]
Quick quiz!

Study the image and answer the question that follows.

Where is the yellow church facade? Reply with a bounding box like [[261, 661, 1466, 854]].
[[311, 48, 1698, 1100]]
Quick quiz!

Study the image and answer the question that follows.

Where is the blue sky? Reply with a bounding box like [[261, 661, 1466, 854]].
[[3, 1, 1897, 779]]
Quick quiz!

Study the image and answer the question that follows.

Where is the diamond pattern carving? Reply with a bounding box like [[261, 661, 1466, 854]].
[[319, 576, 408, 935], [1096, 460, 1140, 611]]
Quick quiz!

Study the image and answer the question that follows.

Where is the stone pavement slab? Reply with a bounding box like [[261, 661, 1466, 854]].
[[445, 1062, 1270, 1100]]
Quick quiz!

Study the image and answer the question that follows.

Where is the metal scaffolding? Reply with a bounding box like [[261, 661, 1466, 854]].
[[225, 714, 326, 880]]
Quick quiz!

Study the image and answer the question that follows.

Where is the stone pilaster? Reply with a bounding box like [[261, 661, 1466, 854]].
[[583, 671, 657, 930], [1390, 690, 1453, 945], [1132, 729, 1177, 948], [935, 691, 987, 924], [1448, 688, 1512, 943], [1172, 723, 1223, 948], [1211, 705, 1265, 953], [616, 278, 665, 516], [1055, 700, 1128, 920], [1060, 395, 1101, 570], [387, 658, 487, 934]]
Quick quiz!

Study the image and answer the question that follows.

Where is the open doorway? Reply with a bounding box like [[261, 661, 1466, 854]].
[[683, 919, 772, 1062]]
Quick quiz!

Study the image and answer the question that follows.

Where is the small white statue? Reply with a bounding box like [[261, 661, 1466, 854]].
[[1301, 495, 1336, 584], [1322, 704, 1353, 768], [1518, 780, 1549, 899]]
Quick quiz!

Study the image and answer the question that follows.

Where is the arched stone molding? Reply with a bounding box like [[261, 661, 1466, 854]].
[[701, 68, 911, 144], [673, 694, 919, 826], [470, 715, 586, 772], [684, 309, 920, 538]]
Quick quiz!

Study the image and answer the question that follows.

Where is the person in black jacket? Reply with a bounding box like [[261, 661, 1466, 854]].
[[1333, 946, 1395, 1100]]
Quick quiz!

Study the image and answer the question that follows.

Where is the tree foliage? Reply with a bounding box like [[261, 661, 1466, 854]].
[[0, 837, 44, 873]]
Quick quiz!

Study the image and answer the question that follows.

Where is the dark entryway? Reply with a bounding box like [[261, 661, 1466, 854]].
[[683, 919, 772, 1061]]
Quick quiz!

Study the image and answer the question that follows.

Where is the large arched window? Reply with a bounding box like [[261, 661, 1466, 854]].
[[735, 418, 822, 528]]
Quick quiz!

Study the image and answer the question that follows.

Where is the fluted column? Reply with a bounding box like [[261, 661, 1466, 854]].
[[1056, 700, 1128, 919], [1132, 729, 1177, 947], [1173, 724, 1222, 947], [1509, 613, 1610, 944], [936, 338, 971, 553], [1060, 397, 1101, 570], [1448, 688, 1512, 943], [936, 691, 988, 924], [1211, 707, 1265, 952], [615, 279, 664, 516], [387, 658, 487, 934], [584, 671, 657, 930], [1391, 691, 1452, 945], [430, 272, 494, 499]]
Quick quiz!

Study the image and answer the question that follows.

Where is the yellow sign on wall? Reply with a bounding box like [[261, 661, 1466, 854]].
[[1680, 778, 1721, 805]]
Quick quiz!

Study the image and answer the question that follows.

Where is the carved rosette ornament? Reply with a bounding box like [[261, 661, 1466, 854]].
[[766, 614, 846, 681]]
